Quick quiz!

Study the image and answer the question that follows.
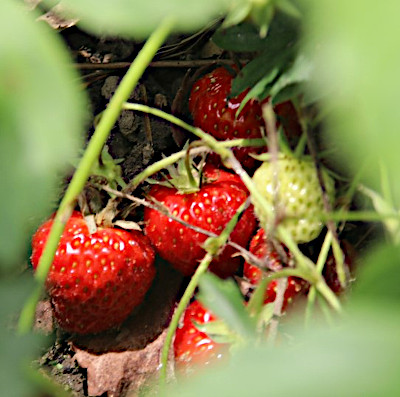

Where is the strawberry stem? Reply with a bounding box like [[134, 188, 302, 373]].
[[121, 103, 277, 224], [159, 253, 213, 387], [158, 200, 249, 387], [122, 102, 232, 161], [305, 231, 333, 326], [278, 226, 342, 313], [17, 19, 174, 334]]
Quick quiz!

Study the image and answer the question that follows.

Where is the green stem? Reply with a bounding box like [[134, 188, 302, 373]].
[[278, 226, 341, 313], [17, 19, 174, 335], [159, 253, 213, 385], [126, 140, 265, 191], [122, 103, 275, 220], [123, 103, 232, 160], [305, 231, 333, 325], [319, 210, 400, 222], [159, 198, 249, 387]]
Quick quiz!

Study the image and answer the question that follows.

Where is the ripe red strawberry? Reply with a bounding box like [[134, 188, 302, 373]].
[[31, 211, 156, 334], [243, 228, 307, 311], [144, 165, 256, 278], [174, 300, 228, 374], [189, 67, 301, 169]]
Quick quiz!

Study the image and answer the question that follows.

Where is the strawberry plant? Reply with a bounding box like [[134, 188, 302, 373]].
[[2, 0, 400, 396]]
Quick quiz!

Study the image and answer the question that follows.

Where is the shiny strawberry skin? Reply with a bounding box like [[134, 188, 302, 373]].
[[189, 67, 302, 170], [31, 211, 156, 334], [144, 166, 256, 278], [244, 228, 306, 311], [189, 67, 266, 169], [174, 300, 228, 374]]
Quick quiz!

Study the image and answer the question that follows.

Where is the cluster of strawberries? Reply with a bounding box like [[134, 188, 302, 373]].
[[31, 67, 352, 375]]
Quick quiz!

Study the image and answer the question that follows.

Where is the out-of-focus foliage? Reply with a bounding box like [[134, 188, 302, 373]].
[[0, 276, 50, 397], [0, 0, 87, 267], [166, 307, 400, 396], [302, 0, 400, 202], [46, 0, 244, 38], [0, 0, 86, 395]]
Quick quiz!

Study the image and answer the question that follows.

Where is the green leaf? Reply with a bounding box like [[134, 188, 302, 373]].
[[269, 53, 314, 104], [167, 308, 400, 396], [197, 273, 257, 340], [359, 185, 400, 243], [0, 276, 51, 397], [302, 0, 400, 203], [52, 0, 245, 38], [231, 11, 300, 96], [0, 331, 49, 397], [247, 278, 269, 317], [193, 320, 238, 345], [0, 1, 87, 267], [235, 68, 279, 116], [221, 2, 252, 28], [213, 22, 277, 52], [350, 243, 400, 307], [249, 0, 275, 38], [276, 0, 302, 19]]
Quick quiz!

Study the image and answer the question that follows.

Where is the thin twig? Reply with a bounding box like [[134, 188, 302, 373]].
[[267, 278, 288, 345], [76, 59, 250, 70], [95, 183, 266, 270]]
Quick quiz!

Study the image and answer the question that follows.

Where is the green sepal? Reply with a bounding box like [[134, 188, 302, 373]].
[[247, 278, 269, 318], [192, 320, 241, 345], [145, 145, 208, 194], [90, 145, 126, 189]]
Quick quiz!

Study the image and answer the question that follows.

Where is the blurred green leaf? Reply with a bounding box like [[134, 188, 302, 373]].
[[249, 0, 275, 38], [0, 330, 49, 397], [221, 2, 252, 28], [235, 68, 279, 116], [231, 11, 300, 95], [247, 278, 269, 317], [276, 0, 302, 19], [269, 53, 314, 104], [212, 22, 275, 52], [167, 308, 400, 396], [0, 275, 37, 320], [198, 273, 257, 340], [351, 243, 400, 307], [301, 0, 400, 203], [53, 0, 245, 38], [359, 185, 400, 243], [0, 1, 87, 267], [193, 320, 238, 345], [0, 275, 50, 397]]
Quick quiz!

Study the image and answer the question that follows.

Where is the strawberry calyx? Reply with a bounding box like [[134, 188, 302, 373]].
[[146, 151, 211, 194], [90, 145, 126, 189]]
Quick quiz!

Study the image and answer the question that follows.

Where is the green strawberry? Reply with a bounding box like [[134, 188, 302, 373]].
[[252, 154, 335, 243]]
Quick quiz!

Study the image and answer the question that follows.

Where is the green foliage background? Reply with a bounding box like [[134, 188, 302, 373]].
[[1, 0, 399, 395]]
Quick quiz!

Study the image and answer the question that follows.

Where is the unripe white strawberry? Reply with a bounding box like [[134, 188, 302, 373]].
[[252, 155, 335, 243]]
